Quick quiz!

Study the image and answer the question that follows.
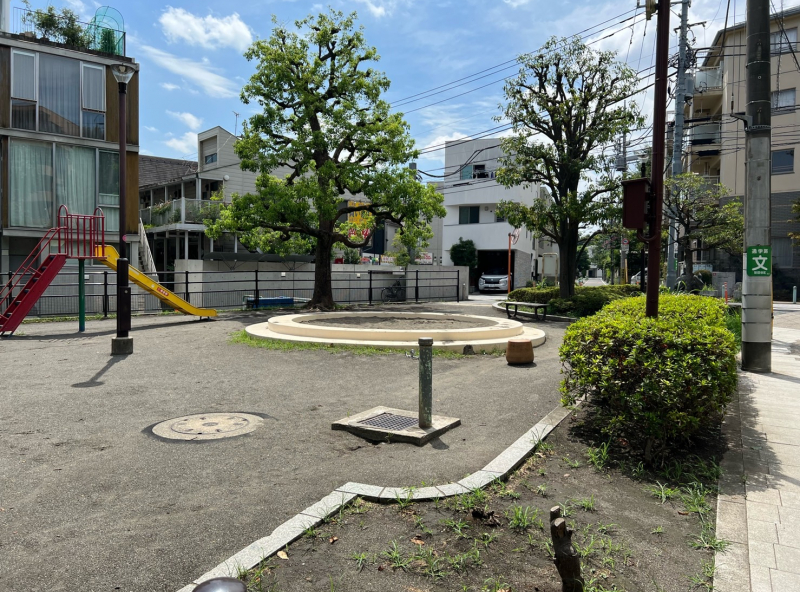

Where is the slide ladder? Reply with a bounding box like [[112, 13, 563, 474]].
[[0, 229, 66, 335], [94, 245, 216, 318]]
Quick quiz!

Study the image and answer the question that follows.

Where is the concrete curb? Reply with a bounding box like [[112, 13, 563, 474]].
[[174, 403, 574, 592]]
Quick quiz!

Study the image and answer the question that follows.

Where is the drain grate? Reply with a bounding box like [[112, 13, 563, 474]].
[[357, 412, 418, 431]]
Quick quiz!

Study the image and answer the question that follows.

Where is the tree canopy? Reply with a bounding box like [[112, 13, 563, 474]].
[[495, 37, 643, 297], [449, 237, 478, 270], [206, 9, 444, 308]]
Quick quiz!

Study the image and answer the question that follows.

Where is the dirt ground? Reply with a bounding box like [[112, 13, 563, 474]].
[[297, 314, 498, 330], [241, 407, 723, 592]]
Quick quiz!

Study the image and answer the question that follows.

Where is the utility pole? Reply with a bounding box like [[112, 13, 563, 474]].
[[667, 0, 691, 289], [741, 0, 772, 372], [645, 0, 670, 317]]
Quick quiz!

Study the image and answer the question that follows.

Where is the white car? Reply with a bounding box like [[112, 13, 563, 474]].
[[478, 269, 509, 292]]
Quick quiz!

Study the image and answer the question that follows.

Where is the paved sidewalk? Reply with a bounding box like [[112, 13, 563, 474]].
[[715, 312, 800, 591]]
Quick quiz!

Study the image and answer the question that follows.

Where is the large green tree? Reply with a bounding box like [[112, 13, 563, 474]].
[[664, 173, 743, 279], [207, 10, 443, 308], [495, 37, 643, 297]]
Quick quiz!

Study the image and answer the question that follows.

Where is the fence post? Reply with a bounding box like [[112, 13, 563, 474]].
[[368, 270, 373, 305], [415, 269, 420, 303], [255, 269, 260, 305], [184, 270, 190, 303], [78, 260, 85, 332], [456, 269, 460, 302], [103, 271, 109, 318], [418, 337, 433, 429]]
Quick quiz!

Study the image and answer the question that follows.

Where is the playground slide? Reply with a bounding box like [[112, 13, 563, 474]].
[[95, 245, 217, 318]]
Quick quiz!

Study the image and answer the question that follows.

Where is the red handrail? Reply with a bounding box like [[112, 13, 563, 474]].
[[57, 205, 105, 259]]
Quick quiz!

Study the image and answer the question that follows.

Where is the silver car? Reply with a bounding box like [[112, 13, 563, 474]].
[[478, 269, 509, 292]]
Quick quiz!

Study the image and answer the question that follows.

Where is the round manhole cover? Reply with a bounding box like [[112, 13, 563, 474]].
[[151, 413, 264, 441]]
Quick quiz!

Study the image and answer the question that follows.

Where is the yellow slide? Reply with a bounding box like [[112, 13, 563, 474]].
[[95, 245, 217, 318]]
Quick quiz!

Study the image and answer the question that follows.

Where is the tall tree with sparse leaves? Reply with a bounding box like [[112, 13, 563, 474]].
[[207, 10, 444, 309], [495, 37, 643, 298], [664, 173, 743, 279]]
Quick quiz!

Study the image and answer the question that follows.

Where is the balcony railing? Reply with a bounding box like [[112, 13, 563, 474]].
[[694, 66, 723, 92], [691, 122, 721, 146], [12, 7, 126, 56], [140, 198, 220, 228]]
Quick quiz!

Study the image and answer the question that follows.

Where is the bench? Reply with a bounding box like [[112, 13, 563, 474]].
[[503, 301, 548, 321]]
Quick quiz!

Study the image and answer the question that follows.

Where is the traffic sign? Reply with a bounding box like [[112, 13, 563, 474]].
[[746, 245, 772, 277]]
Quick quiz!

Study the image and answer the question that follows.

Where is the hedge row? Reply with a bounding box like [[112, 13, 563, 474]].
[[508, 285, 643, 317], [559, 294, 737, 460]]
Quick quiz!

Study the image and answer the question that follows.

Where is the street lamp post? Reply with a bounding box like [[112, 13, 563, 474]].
[[111, 63, 135, 356]]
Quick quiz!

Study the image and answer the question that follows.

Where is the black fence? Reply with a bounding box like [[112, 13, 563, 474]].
[[2, 268, 462, 318]]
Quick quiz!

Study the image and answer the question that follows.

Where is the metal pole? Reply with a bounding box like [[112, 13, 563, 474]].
[[368, 270, 373, 305], [418, 337, 433, 429], [184, 270, 189, 302], [507, 233, 512, 294], [415, 269, 419, 303], [741, 0, 772, 372], [667, 0, 690, 289], [640, 248, 647, 293], [102, 270, 108, 318], [646, 0, 670, 317], [456, 269, 460, 302], [112, 80, 132, 354], [255, 269, 259, 304], [793, 286, 797, 304], [78, 259, 85, 332]]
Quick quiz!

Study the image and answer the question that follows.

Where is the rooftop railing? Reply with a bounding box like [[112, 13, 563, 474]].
[[12, 7, 126, 56]]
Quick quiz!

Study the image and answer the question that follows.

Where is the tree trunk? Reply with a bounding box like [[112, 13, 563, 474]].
[[549, 506, 584, 592], [308, 222, 335, 310], [557, 226, 579, 298], [683, 245, 694, 279]]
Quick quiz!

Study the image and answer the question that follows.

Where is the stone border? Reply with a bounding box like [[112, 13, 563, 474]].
[[490, 301, 576, 324], [174, 403, 573, 592]]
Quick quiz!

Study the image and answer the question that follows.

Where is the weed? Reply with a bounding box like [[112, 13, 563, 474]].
[[563, 456, 581, 469], [395, 490, 414, 511], [647, 481, 680, 504], [491, 479, 521, 499], [541, 539, 555, 558], [631, 461, 646, 479], [413, 514, 433, 536], [535, 441, 554, 454], [575, 534, 599, 558], [303, 525, 320, 538], [381, 541, 411, 570], [596, 523, 617, 535], [482, 576, 512, 591], [560, 502, 574, 517], [586, 440, 612, 471], [452, 488, 489, 512], [578, 495, 596, 512], [478, 532, 498, 547], [651, 525, 664, 535], [702, 560, 716, 578], [350, 552, 372, 572], [536, 483, 548, 497], [441, 517, 470, 538], [681, 483, 712, 518], [506, 505, 539, 530], [538, 467, 547, 477], [691, 528, 730, 552], [347, 499, 371, 515], [414, 547, 448, 580]]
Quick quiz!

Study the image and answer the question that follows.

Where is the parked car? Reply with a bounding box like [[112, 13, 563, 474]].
[[478, 268, 509, 292]]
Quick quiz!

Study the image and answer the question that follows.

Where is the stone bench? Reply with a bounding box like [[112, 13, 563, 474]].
[[503, 301, 548, 321]]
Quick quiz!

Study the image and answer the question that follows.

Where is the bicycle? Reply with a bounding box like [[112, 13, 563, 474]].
[[381, 280, 406, 303]]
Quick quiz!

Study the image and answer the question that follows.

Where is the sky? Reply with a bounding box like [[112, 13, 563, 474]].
[[48, 0, 800, 173]]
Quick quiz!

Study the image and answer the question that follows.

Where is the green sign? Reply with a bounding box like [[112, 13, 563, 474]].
[[746, 245, 772, 277]]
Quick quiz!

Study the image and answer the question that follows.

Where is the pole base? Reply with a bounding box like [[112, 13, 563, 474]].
[[111, 337, 133, 355], [741, 341, 771, 373]]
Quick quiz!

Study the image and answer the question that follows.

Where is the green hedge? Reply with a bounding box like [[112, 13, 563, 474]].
[[508, 285, 642, 317], [559, 294, 737, 460]]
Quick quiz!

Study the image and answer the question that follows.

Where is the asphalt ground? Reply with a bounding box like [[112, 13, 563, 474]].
[[0, 302, 566, 592]]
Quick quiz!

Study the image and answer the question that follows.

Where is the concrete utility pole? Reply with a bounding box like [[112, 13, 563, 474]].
[[741, 0, 773, 372], [645, 0, 670, 317], [667, 0, 691, 289]]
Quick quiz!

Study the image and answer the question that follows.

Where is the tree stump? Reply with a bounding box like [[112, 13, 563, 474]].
[[506, 338, 534, 365], [549, 506, 584, 592]]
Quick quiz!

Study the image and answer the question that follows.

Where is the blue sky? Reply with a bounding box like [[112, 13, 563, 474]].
[[45, 0, 800, 172]]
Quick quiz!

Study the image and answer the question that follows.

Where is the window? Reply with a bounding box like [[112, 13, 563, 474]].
[[772, 149, 794, 174], [460, 165, 473, 181], [772, 88, 796, 112], [771, 28, 797, 54], [495, 212, 506, 223], [201, 137, 217, 167], [773, 238, 793, 268], [204, 153, 218, 165], [10, 50, 107, 139], [8, 138, 119, 231], [459, 206, 480, 224]]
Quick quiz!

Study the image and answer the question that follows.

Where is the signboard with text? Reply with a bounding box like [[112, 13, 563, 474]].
[[415, 252, 433, 265], [746, 245, 772, 277]]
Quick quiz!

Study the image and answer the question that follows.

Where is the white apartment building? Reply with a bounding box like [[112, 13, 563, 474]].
[[436, 139, 546, 290]]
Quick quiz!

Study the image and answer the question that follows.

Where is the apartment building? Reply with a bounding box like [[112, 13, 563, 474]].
[[436, 139, 546, 290], [685, 8, 800, 295], [0, 4, 139, 275]]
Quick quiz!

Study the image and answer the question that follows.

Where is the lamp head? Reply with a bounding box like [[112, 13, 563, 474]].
[[111, 64, 135, 85]]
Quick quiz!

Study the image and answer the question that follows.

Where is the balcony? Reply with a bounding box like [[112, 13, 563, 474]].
[[11, 6, 126, 56], [694, 66, 723, 94], [140, 198, 220, 229]]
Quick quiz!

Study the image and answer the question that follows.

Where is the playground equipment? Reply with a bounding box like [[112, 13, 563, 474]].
[[0, 207, 215, 336]]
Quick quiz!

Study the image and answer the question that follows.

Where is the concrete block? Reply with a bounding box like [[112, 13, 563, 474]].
[[716, 499, 748, 544], [749, 540, 777, 569], [748, 500, 780, 523], [770, 568, 800, 591], [713, 541, 750, 592], [458, 470, 503, 491], [482, 443, 532, 475], [300, 491, 357, 520], [435, 482, 470, 496], [750, 520, 779, 544], [378, 486, 410, 501], [774, 543, 800, 574], [336, 482, 384, 500], [749, 565, 772, 592]]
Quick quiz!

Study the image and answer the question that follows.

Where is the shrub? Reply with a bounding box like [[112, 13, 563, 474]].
[[695, 269, 713, 286], [560, 294, 737, 461], [508, 284, 643, 317]]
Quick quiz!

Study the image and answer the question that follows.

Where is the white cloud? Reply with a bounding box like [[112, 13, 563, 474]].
[[164, 132, 198, 156], [160, 82, 180, 91], [159, 7, 254, 52], [144, 125, 159, 132], [167, 110, 203, 131], [503, 0, 532, 7], [138, 45, 238, 98], [353, 0, 408, 18]]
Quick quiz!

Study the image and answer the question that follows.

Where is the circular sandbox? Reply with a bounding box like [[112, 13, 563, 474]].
[[245, 312, 546, 352]]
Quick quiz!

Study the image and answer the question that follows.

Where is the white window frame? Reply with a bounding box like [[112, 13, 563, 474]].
[[771, 27, 797, 54], [80, 62, 106, 140], [11, 49, 38, 131], [771, 88, 795, 112]]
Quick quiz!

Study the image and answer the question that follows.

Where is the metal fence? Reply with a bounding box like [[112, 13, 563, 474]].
[[2, 268, 461, 318]]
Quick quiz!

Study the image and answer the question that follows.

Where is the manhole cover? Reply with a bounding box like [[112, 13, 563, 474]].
[[357, 412, 418, 431], [151, 413, 264, 441]]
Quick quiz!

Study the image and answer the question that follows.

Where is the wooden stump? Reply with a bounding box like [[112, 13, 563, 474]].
[[506, 338, 534, 365], [550, 506, 584, 592]]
